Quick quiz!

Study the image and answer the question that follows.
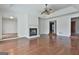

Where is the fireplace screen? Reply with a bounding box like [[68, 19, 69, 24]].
[[29, 28, 37, 36]]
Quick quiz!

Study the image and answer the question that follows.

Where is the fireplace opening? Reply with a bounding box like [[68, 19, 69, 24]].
[[29, 28, 37, 36]]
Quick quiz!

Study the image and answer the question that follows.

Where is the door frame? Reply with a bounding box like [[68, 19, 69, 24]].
[[71, 21, 76, 35], [71, 17, 78, 36], [49, 20, 57, 35]]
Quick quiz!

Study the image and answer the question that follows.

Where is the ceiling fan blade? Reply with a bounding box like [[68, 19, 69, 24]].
[[47, 11, 50, 15], [41, 11, 46, 14], [49, 9, 52, 10]]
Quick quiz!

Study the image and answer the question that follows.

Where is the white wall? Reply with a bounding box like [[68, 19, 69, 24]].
[[40, 12, 79, 37], [56, 16, 71, 36], [28, 14, 40, 38], [28, 14, 38, 26], [1, 6, 40, 38], [2, 13, 39, 38], [16, 14, 29, 37], [16, 13, 40, 38], [2, 18, 17, 34], [39, 19, 49, 34], [40, 16, 71, 37]]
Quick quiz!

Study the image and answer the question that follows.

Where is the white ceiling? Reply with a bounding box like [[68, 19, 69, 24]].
[[0, 4, 79, 16], [0, 4, 72, 11], [49, 4, 72, 10]]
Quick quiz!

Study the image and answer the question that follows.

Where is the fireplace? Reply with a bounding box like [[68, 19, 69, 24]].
[[29, 28, 37, 36]]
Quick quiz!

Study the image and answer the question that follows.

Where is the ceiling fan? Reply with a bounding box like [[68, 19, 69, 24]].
[[41, 4, 53, 15]]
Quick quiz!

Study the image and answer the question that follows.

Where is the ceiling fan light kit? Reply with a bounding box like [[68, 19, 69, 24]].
[[41, 4, 53, 15]]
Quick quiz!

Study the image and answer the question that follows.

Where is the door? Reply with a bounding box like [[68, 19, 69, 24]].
[[71, 21, 76, 34]]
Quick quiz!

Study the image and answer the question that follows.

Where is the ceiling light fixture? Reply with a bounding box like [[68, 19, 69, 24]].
[[41, 4, 53, 15], [9, 16, 14, 19]]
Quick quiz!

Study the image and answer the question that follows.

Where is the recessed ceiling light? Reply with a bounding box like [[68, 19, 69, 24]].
[[9, 16, 14, 19]]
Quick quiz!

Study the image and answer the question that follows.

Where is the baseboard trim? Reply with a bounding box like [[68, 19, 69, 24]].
[[1, 37, 28, 41], [2, 33, 17, 39], [2, 33, 17, 35]]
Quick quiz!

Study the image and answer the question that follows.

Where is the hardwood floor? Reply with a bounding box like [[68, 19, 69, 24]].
[[0, 35, 79, 55]]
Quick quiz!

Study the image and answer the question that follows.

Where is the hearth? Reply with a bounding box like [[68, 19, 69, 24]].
[[29, 28, 37, 36]]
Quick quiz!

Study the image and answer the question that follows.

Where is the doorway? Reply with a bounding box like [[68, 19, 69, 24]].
[[71, 17, 79, 36], [49, 21, 56, 35], [2, 16, 17, 39], [71, 21, 76, 35]]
